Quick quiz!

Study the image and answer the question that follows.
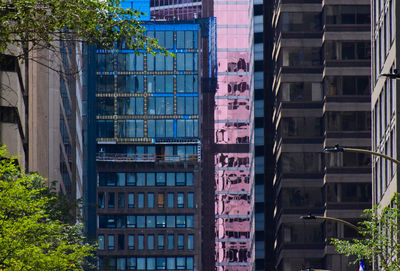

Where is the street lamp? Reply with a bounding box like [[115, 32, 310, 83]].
[[379, 69, 400, 79], [300, 213, 360, 232], [323, 144, 400, 166]]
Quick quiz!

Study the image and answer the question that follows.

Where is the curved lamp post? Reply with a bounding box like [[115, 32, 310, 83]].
[[299, 213, 360, 232], [323, 144, 400, 166]]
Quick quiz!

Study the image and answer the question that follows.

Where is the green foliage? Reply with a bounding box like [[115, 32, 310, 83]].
[[0, 0, 167, 55], [331, 194, 400, 270], [0, 147, 95, 270]]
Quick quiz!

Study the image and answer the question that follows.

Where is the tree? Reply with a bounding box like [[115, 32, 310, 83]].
[[0, 146, 95, 270], [331, 194, 400, 271], [0, 0, 166, 55]]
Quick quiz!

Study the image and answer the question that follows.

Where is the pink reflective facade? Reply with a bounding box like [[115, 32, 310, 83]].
[[213, 0, 254, 270]]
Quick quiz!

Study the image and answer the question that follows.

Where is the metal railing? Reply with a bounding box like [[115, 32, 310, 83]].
[[96, 153, 200, 163]]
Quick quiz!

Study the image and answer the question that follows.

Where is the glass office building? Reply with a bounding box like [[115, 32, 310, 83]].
[[87, 21, 216, 270]]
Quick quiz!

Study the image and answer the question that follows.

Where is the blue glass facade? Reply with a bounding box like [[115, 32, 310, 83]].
[[120, 0, 151, 21], [88, 20, 217, 271]]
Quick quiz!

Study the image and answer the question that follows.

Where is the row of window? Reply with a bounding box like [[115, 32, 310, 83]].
[[99, 215, 194, 229], [96, 119, 199, 138], [97, 96, 199, 116], [96, 75, 199, 94], [99, 256, 194, 270], [98, 233, 194, 251], [98, 172, 194, 187], [96, 52, 198, 72], [98, 192, 194, 209]]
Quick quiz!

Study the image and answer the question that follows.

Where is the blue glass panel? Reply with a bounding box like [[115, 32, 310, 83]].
[[147, 258, 155, 270], [137, 257, 145, 269], [165, 76, 173, 92], [156, 120, 165, 137], [136, 55, 144, 71], [96, 120, 114, 138], [156, 54, 165, 71], [156, 75, 165, 92], [97, 97, 114, 115], [137, 216, 145, 227], [96, 75, 114, 93], [147, 120, 155, 137], [166, 97, 173, 115], [185, 53, 193, 71], [177, 53, 184, 71], [177, 75, 184, 93], [147, 54, 154, 71], [156, 31, 165, 47], [185, 31, 193, 49], [165, 31, 173, 49], [147, 173, 155, 186], [177, 31, 185, 49], [147, 76, 155, 93], [166, 120, 174, 137], [166, 173, 175, 186], [166, 55, 173, 71], [167, 257, 175, 269]]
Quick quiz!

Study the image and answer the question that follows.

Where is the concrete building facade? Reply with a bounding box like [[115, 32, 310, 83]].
[[271, 0, 371, 270]]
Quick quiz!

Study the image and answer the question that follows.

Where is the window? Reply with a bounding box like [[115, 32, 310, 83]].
[[158, 235, 165, 250], [117, 97, 144, 115], [118, 75, 144, 93], [137, 258, 145, 270], [96, 97, 114, 115], [117, 120, 144, 138], [108, 192, 115, 208], [167, 193, 174, 208], [148, 193, 154, 208], [147, 97, 174, 115], [108, 235, 115, 250], [156, 173, 166, 186], [176, 215, 186, 228], [187, 193, 194, 208], [128, 193, 135, 208], [147, 215, 155, 228], [147, 258, 156, 270], [158, 193, 164, 208], [177, 235, 184, 250], [148, 234, 155, 250], [177, 97, 198, 115], [128, 235, 135, 250], [137, 216, 145, 228], [127, 216, 136, 228], [177, 257, 185, 270], [167, 257, 176, 269], [118, 193, 125, 208], [138, 193, 144, 208], [156, 215, 166, 228], [118, 234, 125, 250], [167, 215, 175, 227], [127, 173, 136, 186], [177, 75, 198, 93], [128, 257, 136, 270], [147, 119, 174, 138], [96, 120, 114, 138], [98, 192, 105, 208], [177, 193, 184, 208], [187, 235, 194, 250], [98, 235, 105, 250], [186, 215, 194, 228], [176, 173, 185, 186], [167, 173, 175, 186], [138, 235, 144, 250], [177, 119, 198, 137], [156, 257, 166, 270], [117, 258, 126, 270], [137, 173, 145, 186], [168, 235, 174, 250]]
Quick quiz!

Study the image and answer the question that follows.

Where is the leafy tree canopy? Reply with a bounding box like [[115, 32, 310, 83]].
[[331, 194, 400, 271], [0, 146, 95, 270], [0, 0, 167, 56]]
